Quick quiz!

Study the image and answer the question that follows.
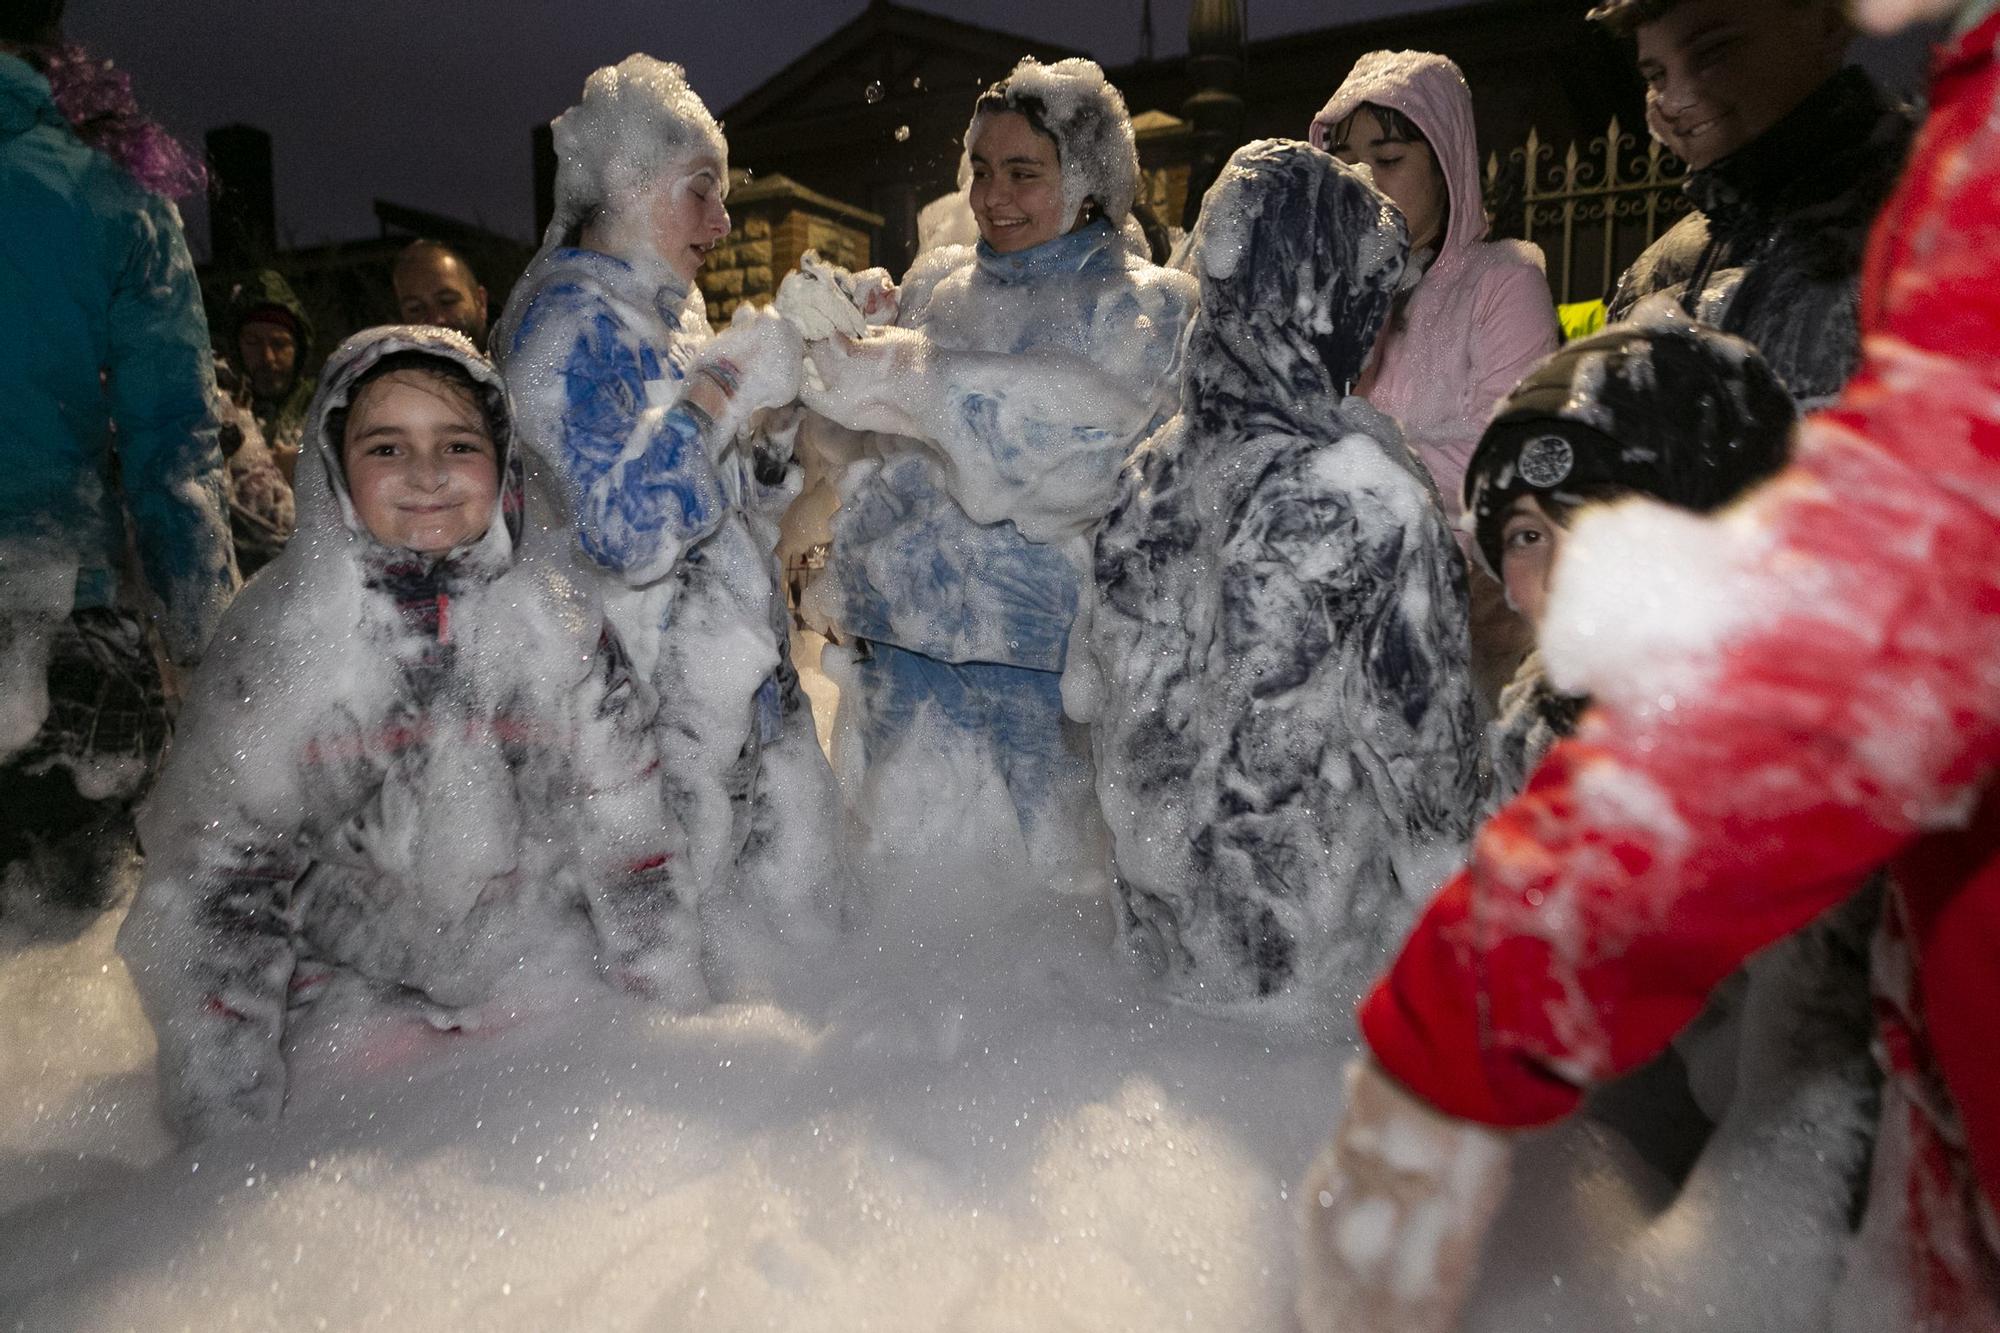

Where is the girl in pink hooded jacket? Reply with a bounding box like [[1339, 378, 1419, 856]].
[[1311, 51, 1560, 525]]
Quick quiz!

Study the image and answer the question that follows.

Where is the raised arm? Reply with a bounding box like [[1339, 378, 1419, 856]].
[[1362, 46, 2000, 1129]]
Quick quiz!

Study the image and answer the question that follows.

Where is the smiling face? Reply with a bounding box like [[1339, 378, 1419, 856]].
[[968, 110, 1076, 254], [1329, 106, 1448, 253], [1633, 0, 1848, 170], [648, 155, 731, 283], [341, 368, 500, 556]]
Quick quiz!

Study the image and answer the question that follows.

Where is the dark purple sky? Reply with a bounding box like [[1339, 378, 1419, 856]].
[[69, 0, 1933, 256]]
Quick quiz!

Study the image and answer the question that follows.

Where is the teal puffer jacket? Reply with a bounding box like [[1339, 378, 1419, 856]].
[[0, 52, 234, 663]]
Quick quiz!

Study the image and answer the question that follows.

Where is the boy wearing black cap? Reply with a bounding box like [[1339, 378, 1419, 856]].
[[1462, 313, 1795, 795], [1452, 316, 1881, 1289]]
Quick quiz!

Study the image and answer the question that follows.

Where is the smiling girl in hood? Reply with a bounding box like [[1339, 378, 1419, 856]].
[[781, 57, 1196, 891], [118, 326, 702, 1143]]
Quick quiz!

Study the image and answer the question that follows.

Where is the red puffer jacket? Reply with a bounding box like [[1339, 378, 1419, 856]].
[[1360, 15, 2000, 1325]]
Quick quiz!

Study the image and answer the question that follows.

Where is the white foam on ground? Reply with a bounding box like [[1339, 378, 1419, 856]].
[[0, 634, 1852, 1330]]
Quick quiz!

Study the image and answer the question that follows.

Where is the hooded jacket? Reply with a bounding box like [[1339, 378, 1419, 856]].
[[0, 51, 233, 663], [1606, 66, 1914, 407], [1311, 51, 1560, 524], [494, 241, 834, 921], [1065, 142, 1481, 1003], [1361, 15, 2000, 1322], [230, 268, 318, 453], [824, 218, 1195, 672], [118, 326, 698, 1143]]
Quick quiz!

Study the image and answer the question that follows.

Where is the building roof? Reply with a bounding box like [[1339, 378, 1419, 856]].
[[722, 1, 1078, 133]]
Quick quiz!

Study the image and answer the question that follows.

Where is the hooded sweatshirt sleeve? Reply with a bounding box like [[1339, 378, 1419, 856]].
[[117, 617, 350, 1142], [508, 284, 730, 586], [105, 194, 238, 662]]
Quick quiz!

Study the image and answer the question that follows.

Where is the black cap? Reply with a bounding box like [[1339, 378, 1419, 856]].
[[1464, 318, 1796, 577]]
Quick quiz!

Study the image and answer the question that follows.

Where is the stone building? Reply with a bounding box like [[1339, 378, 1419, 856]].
[[697, 175, 882, 326], [718, 0, 1644, 280]]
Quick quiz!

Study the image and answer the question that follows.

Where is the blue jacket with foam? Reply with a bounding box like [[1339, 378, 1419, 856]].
[[0, 52, 233, 661], [829, 220, 1195, 672]]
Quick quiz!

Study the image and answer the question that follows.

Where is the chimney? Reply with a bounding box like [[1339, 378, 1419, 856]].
[[532, 123, 556, 242], [206, 123, 276, 267]]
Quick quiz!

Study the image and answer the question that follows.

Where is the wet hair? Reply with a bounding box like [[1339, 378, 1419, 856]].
[[1329, 100, 1447, 329], [972, 88, 1058, 150], [967, 57, 1140, 226], [0, 0, 62, 47], [546, 55, 727, 250], [1588, 0, 1826, 38], [969, 92, 1103, 223], [326, 351, 505, 474], [1327, 101, 1429, 153]]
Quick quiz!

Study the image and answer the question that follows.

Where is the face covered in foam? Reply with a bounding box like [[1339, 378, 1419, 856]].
[[1184, 139, 1407, 421], [548, 55, 732, 282]]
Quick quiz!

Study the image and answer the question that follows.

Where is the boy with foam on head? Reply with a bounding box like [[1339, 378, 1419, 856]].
[[119, 326, 701, 1143]]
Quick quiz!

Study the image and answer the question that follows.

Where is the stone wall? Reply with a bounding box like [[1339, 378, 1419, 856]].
[[701, 173, 883, 324]]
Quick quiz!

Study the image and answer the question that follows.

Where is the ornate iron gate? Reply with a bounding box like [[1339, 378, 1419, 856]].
[[1485, 117, 1692, 308]]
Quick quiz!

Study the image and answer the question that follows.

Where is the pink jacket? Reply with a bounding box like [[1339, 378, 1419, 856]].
[[1313, 52, 1559, 524]]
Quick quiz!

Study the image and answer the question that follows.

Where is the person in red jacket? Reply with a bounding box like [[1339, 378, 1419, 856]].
[[1298, 5, 2000, 1331]]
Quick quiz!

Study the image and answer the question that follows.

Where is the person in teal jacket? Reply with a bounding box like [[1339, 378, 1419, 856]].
[[0, 0, 236, 908]]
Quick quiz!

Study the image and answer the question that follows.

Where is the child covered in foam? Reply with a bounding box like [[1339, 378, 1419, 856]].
[[1063, 139, 1480, 1005], [779, 58, 1196, 892], [119, 327, 702, 1143], [494, 55, 842, 944]]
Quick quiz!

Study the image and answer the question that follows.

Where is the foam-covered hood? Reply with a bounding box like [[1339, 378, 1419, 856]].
[[298, 325, 524, 565]]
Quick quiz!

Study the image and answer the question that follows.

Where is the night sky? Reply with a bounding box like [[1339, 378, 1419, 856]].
[[68, 0, 1933, 257]]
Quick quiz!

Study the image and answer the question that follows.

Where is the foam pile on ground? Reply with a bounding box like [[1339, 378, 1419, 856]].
[[0, 675, 1855, 1331]]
